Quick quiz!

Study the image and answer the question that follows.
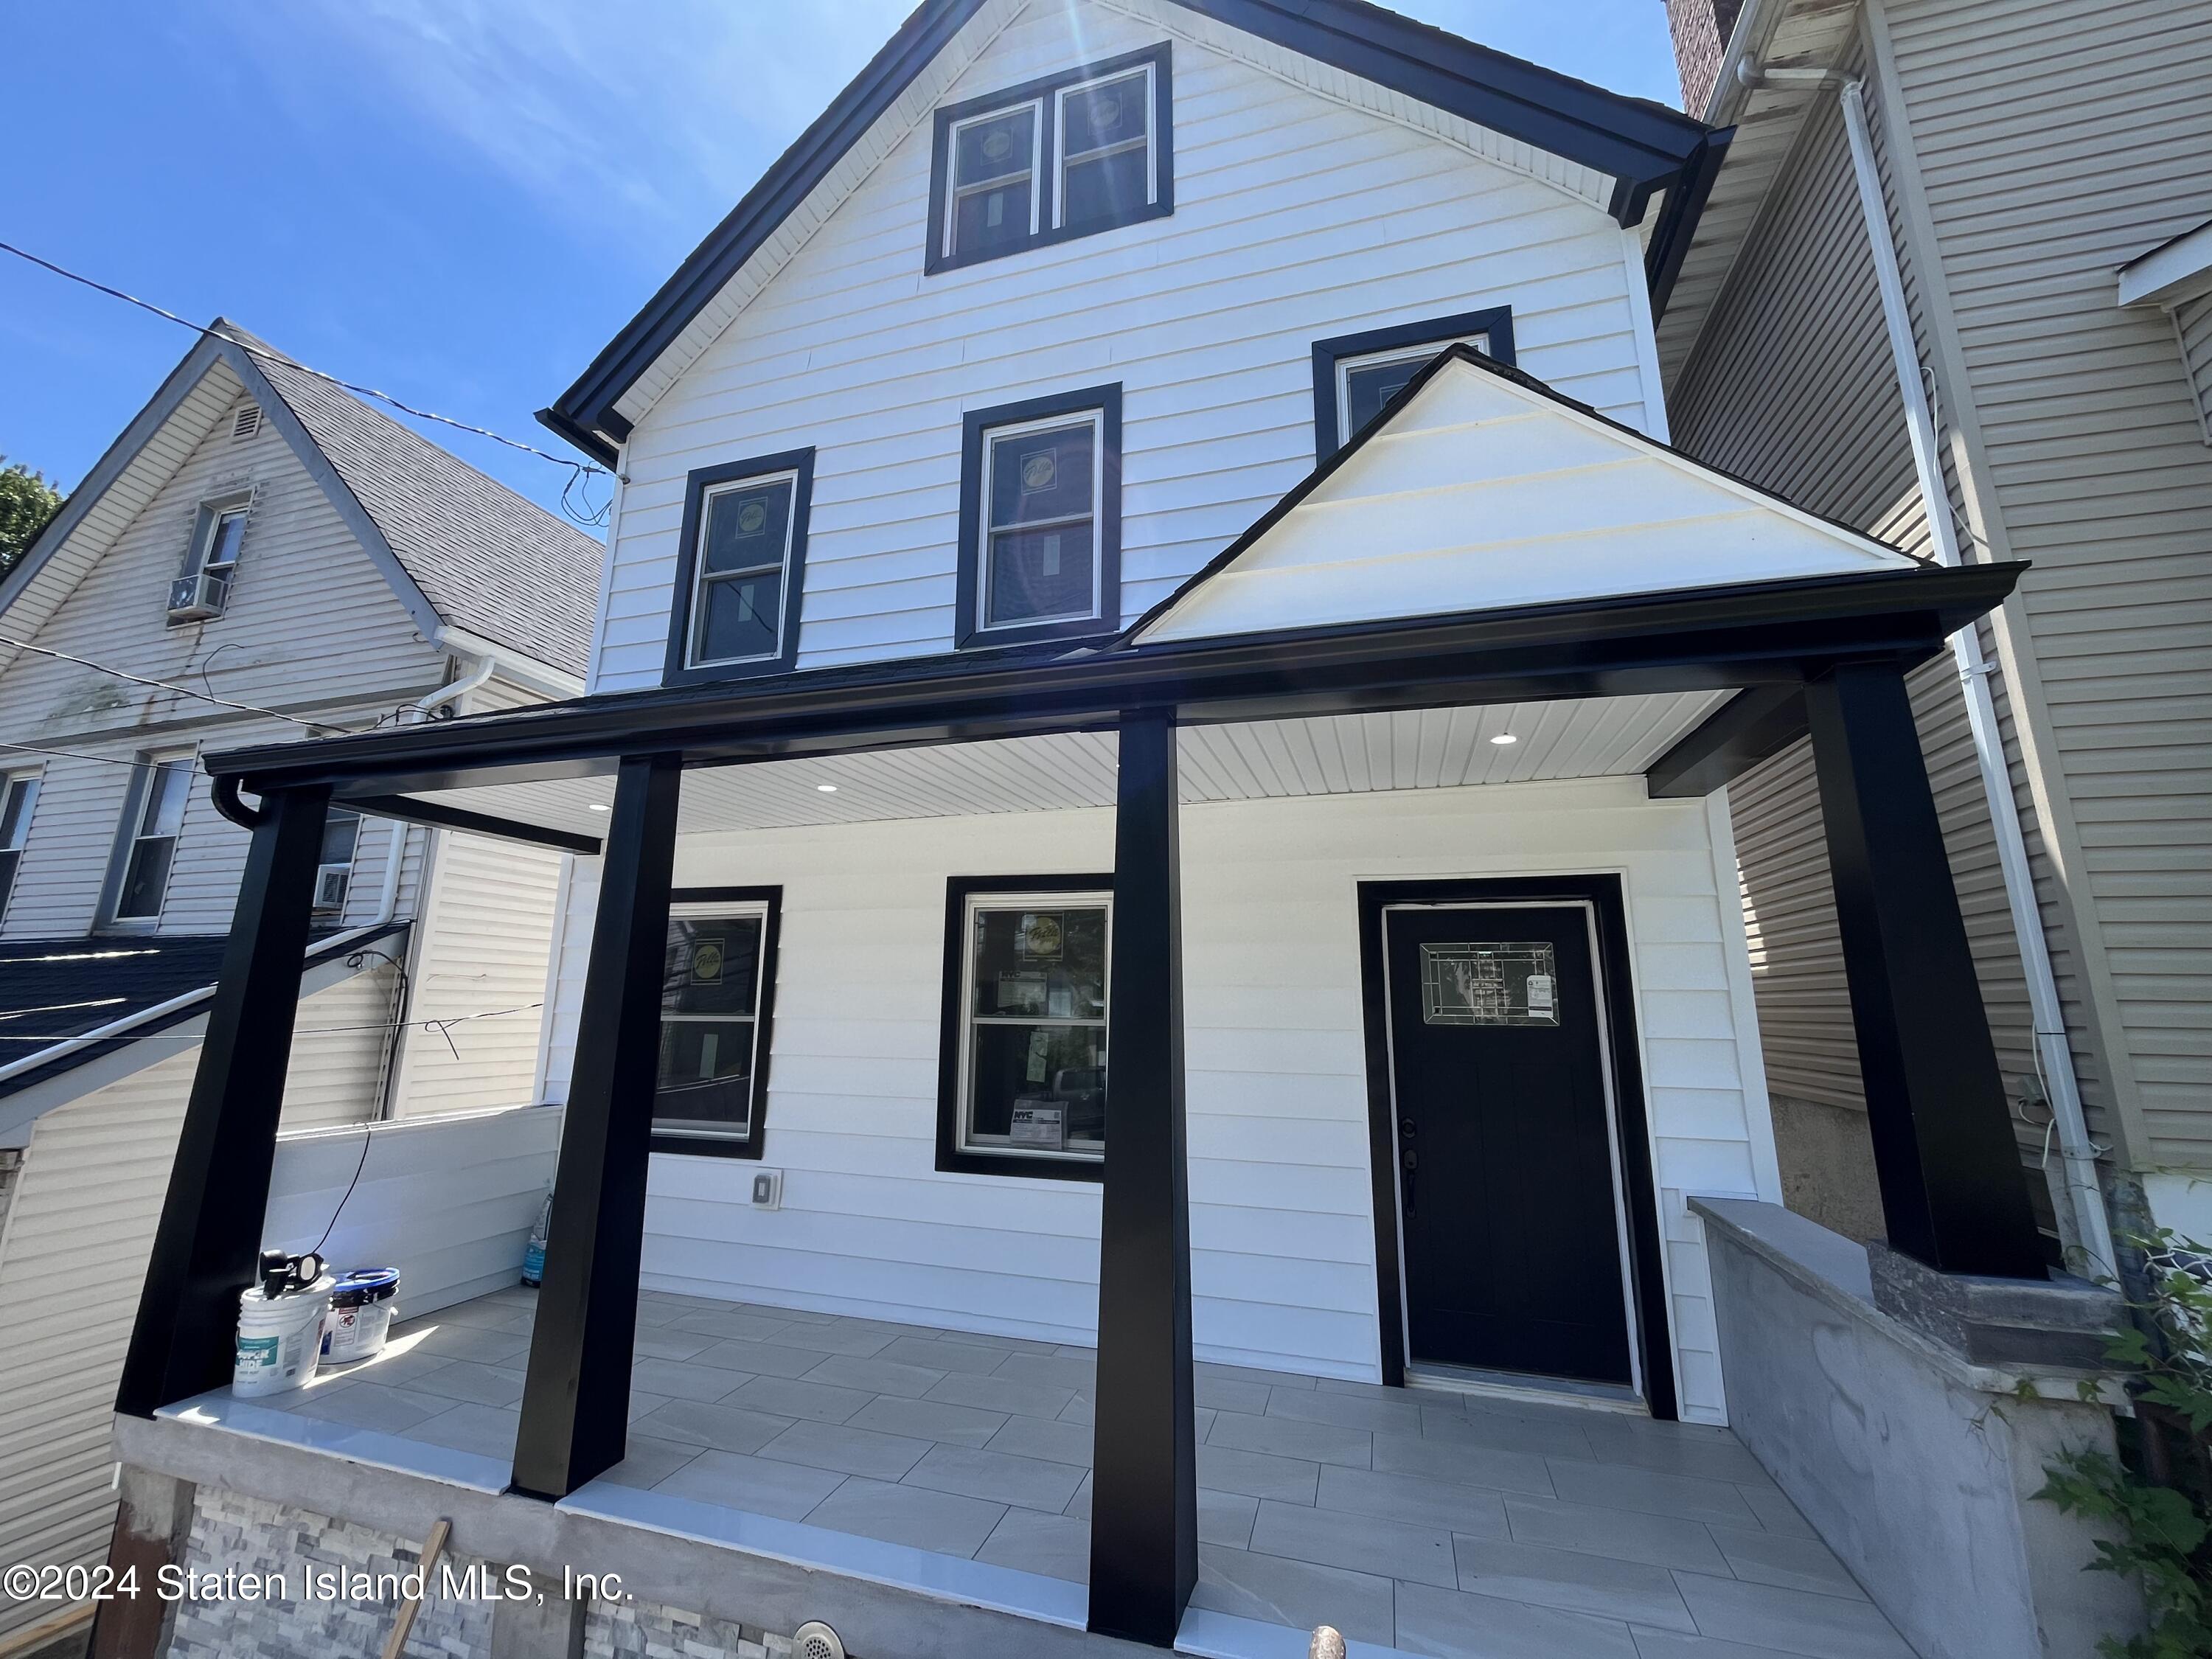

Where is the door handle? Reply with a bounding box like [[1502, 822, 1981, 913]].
[[1402, 1146, 1418, 1218]]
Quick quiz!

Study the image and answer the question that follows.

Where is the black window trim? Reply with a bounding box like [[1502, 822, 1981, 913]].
[[652, 884, 783, 1161], [663, 449, 815, 688], [924, 41, 1174, 275], [955, 383, 1122, 650], [1310, 305, 1517, 463], [936, 873, 1114, 1182]]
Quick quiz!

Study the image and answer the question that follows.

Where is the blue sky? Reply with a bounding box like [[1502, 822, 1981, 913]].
[[4, 1, 1681, 526]]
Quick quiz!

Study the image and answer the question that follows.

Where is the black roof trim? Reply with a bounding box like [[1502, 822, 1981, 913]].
[[1646, 126, 1734, 322], [541, 0, 1715, 453], [0, 922, 408, 1106]]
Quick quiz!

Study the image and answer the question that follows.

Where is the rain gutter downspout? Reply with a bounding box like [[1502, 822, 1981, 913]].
[[1737, 55, 2114, 1277]]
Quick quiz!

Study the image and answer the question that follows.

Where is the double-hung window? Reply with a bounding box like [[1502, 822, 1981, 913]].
[[0, 771, 40, 922], [169, 492, 251, 623], [312, 809, 362, 918], [927, 44, 1171, 272], [937, 877, 1112, 1179], [108, 753, 193, 925], [956, 385, 1121, 649], [653, 889, 782, 1158], [1310, 307, 1518, 461], [664, 450, 813, 686]]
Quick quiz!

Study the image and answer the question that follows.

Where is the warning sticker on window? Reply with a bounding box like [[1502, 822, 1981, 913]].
[[1420, 943, 1560, 1026]]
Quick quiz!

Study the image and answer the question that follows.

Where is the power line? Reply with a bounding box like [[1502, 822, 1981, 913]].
[[0, 739, 147, 768], [0, 635, 359, 734], [0, 1001, 546, 1045], [0, 240, 611, 526]]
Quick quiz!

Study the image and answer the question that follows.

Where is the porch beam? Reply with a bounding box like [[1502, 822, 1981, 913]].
[[116, 785, 331, 1417], [346, 793, 604, 857], [1088, 712, 1198, 1644], [511, 754, 681, 1499], [1644, 684, 1806, 799], [1805, 662, 2045, 1279], [204, 566, 2023, 799]]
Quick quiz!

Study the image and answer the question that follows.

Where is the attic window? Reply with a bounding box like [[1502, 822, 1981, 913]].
[[1310, 307, 1519, 462], [925, 44, 1172, 275], [232, 405, 262, 441]]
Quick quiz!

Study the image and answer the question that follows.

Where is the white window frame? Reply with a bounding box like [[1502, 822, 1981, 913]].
[[940, 98, 1045, 262], [685, 468, 802, 669], [1051, 61, 1158, 230], [1334, 332, 1492, 448], [955, 887, 1113, 1163], [975, 408, 1107, 636], [107, 751, 195, 927], [312, 807, 363, 917], [0, 768, 42, 924], [655, 898, 773, 1146]]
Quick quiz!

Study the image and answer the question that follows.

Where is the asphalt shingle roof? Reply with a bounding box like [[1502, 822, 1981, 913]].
[[249, 347, 602, 675]]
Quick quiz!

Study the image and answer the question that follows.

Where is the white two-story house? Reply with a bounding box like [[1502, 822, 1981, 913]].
[[96, 6, 2138, 1659], [0, 324, 601, 1652]]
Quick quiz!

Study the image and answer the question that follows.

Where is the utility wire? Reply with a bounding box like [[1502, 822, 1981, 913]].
[[0, 239, 611, 526], [0, 1000, 546, 1045], [0, 740, 149, 768], [0, 635, 359, 734]]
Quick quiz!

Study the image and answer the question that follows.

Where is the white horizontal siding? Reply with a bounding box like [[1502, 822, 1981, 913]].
[[598, 1, 1658, 689], [574, 777, 1769, 1425], [263, 1105, 563, 1317], [0, 970, 400, 1642]]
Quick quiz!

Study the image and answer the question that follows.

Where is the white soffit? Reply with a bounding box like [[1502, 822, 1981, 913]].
[[2118, 217, 2212, 310], [407, 692, 1726, 839], [1133, 352, 1922, 646]]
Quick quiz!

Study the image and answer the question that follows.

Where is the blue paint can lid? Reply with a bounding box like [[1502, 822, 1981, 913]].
[[328, 1267, 400, 1308]]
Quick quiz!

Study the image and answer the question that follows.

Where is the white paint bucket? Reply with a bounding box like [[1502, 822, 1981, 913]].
[[234, 1276, 332, 1398], [321, 1268, 400, 1364]]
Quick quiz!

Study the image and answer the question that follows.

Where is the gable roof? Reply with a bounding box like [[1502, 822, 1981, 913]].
[[540, 0, 1723, 464], [1129, 344, 1927, 645], [1, 324, 601, 679]]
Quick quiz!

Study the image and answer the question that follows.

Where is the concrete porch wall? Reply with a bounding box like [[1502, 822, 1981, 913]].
[[538, 775, 1783, 1424], [1692, 1197, 2143, 1659]]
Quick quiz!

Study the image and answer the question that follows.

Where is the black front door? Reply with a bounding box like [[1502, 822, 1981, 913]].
[[1383, 902, 1633, 1386]]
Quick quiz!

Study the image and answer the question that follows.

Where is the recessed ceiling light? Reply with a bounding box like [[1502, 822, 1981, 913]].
[[586, 802, 610, 811], [816, 783, 838, 793], [1489, 734, 1519, 746]]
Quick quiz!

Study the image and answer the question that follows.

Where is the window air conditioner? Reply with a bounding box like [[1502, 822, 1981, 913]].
[[167, 568, 232, 623], [312, 864, 351, 912]]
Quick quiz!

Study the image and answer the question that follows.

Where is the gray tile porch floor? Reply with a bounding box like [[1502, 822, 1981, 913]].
[[274, 1287, 1916, 1659]]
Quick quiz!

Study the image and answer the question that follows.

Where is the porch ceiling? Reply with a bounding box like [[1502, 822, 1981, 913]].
[[404, 692, 1729, 840]]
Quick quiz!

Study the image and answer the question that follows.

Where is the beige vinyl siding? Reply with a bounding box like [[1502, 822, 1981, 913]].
[[0, 970, 398, 1644], [1882, 0, 2212, 1166], [599, 0, 1663, 689], [387, 830, 565, 1119], [1666, 69, 2046, 1153]]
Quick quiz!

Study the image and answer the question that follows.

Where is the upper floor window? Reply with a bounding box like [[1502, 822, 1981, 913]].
[[169, 491, 251, 625], [107, 752, 193, 925], [0, 770, 41, 922], [1310, 307, 1518, 462], [664, 450, 813, 686], [313, 809, 362, 918], [936, 877, 1111, 1180], [956, 385, 1121, 650], [655, 889, 782, 1159], [926, 44, 1172, 274]]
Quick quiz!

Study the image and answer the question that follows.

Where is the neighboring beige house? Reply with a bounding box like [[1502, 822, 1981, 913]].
[[0, 324, 599, 1648], [1658, 0, 2212, 1257]]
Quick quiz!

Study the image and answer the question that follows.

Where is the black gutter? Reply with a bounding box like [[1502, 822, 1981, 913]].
[[201, 564, 2025, 798], [1646, 126, 1736, 324]]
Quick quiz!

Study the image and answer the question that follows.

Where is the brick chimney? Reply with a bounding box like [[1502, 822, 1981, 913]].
[[1666, 0, 1746, 114]]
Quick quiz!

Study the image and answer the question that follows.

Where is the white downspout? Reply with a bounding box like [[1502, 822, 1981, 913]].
[[1830, 80, 2116, 1279]]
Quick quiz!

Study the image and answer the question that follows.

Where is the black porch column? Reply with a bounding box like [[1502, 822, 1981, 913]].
[[1088, 712, 1197, 1645], [116, 784, 331, 1417], [1805, 661, 2044, 1279], [512, 754, 681, 1499]]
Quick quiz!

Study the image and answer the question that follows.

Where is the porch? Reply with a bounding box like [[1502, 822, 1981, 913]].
[[151, 1285, 1910, 1657]]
